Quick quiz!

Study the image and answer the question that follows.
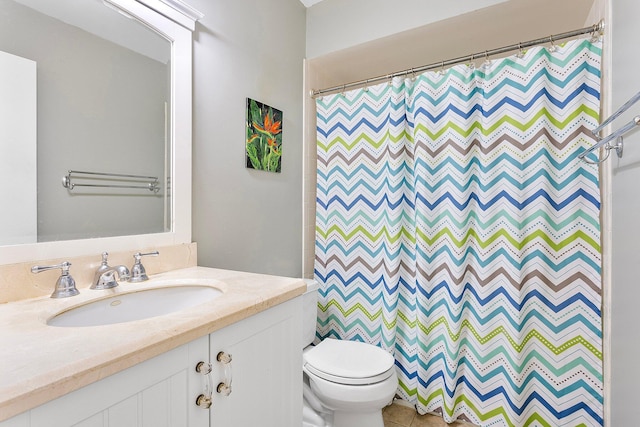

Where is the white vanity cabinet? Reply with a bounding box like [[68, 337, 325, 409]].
[[208, 297, 302, 427], [0, 297, 302, 427], [1, 336, 210, 427]]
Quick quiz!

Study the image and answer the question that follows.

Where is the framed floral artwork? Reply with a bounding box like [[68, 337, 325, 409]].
[[246, 98, 282, 173]]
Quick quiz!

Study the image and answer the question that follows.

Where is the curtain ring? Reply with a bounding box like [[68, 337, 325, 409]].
[[468, 53, 476, 70], [438, 60, 446, 76], [549, 35, 558, 52], [482, 50, 492, 70], [517, 42, 525, 59], [363, 79, 369, 92]]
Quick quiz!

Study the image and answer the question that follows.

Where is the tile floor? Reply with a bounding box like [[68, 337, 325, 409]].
[[382, 402, 478, 427]]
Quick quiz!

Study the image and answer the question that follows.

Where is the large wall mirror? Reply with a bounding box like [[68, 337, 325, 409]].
[[0, 0, 197, 264]]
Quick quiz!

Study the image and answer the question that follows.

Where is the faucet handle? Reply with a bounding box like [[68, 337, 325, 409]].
[[96, 251, 110, 273], [91, 252, 118, 290], [100, 251, 109, 266], [31, 261, 79, 298], [129, 251, 159, 282]]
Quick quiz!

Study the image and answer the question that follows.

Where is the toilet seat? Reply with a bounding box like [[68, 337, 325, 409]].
[[305, 363, 395, 386], [304, 338, 395, 386]]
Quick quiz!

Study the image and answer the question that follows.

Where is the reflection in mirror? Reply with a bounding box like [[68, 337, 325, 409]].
[[0, 0, 172, 245]]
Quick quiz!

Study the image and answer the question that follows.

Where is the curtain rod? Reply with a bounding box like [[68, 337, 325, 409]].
[[310, 20, 604, 98]]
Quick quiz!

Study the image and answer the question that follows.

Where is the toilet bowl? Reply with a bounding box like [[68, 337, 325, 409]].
[[303, 338, 398, 427], [302, 280, 398, 427]]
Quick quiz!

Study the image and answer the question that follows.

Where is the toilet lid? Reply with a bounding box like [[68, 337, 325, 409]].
[[304, 338, 395, 385]]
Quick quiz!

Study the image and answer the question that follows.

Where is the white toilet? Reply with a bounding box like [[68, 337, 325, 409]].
[[302, 279, 398, 427]]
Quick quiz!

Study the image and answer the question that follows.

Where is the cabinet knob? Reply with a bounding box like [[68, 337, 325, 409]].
[[216, 351, 232, 364], [217, 382, 232, 396], [195, 361, 212, 375], [196, 394, 212, 409]]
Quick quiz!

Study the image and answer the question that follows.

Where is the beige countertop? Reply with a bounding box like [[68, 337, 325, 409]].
[[0, 266, 306, 422]]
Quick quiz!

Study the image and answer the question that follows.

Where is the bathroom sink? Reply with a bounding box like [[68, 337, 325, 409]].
[[47, 286, 222, 327]]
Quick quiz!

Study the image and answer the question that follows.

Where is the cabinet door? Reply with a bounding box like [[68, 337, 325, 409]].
[[0, 337, 209, 427], [209, 298, 302, 427]]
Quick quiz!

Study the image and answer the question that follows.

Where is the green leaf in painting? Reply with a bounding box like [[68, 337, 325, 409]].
[[250, 99, 261, 127], [246, 142, 260, 170]]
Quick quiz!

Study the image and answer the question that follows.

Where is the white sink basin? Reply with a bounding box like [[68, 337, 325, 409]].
[[47, 286, 222, 327]]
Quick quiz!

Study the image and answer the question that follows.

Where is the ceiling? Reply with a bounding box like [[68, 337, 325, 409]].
[[299, 0, 324, 7], [13, 0, 169, 63]]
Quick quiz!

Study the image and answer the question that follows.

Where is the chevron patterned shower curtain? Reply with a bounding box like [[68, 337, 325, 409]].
[[315, 38, 603, 426]]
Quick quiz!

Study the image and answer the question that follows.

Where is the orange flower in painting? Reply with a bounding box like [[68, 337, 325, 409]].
[[254, 114, 282, 136], [268, 138, 280, 152], [267, 138, 280, 154]]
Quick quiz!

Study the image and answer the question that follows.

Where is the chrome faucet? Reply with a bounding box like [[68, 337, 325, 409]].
[[31, 261, 79, 298], [129, 251, 159, 282], [93, 265, 131, 290], [91, 252, 130, 290]]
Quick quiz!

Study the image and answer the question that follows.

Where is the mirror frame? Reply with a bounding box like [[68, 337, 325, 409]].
[[0, 0, 200, 265]]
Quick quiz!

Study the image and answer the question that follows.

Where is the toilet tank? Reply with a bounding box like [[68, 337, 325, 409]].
[[302, 279, 319, 347]]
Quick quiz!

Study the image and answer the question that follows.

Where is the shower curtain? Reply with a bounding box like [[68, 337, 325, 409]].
[[314, 38, 603, 427]]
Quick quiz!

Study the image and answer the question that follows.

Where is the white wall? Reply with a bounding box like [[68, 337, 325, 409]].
[[609, 0, 640, 423], [305, 0, 509, 58], [190, 0, 306, 277]]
